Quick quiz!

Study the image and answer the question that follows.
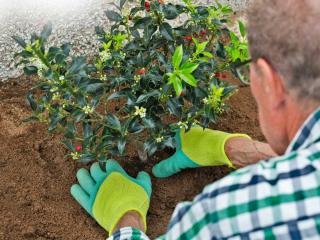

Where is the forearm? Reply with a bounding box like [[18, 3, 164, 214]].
[[225, 137, 277, 168], [107, 212, 149, 240], [113, 211, 145, 233]]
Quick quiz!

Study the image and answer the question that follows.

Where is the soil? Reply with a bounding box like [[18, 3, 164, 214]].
[[0, 76, 264, 240]]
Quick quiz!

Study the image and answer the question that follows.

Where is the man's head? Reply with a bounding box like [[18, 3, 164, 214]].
[[247, 0, 320, 154]]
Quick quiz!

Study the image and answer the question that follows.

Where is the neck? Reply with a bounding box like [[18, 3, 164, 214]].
[[286, 99, 319, 143]]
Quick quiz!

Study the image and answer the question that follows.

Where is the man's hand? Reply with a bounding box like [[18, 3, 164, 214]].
[[152, 127, 251, 178], [70, 160, 151, 235]]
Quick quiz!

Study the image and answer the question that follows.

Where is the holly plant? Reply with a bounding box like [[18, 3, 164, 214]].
[[13, 0, 249, 163]]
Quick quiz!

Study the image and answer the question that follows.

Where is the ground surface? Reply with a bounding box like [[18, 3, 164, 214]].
[[0, 76, 264, 240]]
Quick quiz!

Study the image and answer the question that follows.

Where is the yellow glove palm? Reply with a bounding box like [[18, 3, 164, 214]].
[[71, 160, 151, 235]]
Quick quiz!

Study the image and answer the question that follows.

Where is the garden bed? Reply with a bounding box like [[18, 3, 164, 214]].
[[0, 75, 264, 239]]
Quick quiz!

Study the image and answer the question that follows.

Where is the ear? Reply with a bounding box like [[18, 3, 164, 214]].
[[255, 58, 286, 109]]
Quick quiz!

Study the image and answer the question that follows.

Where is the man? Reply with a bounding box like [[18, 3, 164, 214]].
[[70, 0, 320, 239]]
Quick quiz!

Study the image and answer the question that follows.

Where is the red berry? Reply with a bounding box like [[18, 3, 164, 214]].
[[221, 74, 227, 79], [146, 7, 150, 12], [145, 1, 150, 7], [200, 29, 208, 36], [214, 72, 222, 78], [180, 91, 186, 97], [137, 68, 146, 75], [184, 36, 192, 41], [75, 146, 82, 152]]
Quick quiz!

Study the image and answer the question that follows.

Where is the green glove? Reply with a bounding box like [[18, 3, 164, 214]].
[[152, 127, 250, 178], [71, 160, 151, 235]]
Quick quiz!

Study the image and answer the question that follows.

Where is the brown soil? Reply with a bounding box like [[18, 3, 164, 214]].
[[0, 76, 264, 240]]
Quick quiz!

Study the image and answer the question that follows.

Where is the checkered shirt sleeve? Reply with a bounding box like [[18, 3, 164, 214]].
[[107, 108, 320, 240]]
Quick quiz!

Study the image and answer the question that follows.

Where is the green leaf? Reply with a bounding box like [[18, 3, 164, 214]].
[[179, 72, 197, 87], [23, 116, 39, 123], [85, 80, 104, 93], [172, 45, 183, 69], [83, 122, 92, 139], [172, 80, 182, 96], [170, 75, 183, 96], [61, 140, 75, 152], [163, 4, 179, 20], [197, 41, 208, 53], [167, 98, 182, 117], [24, 66, 38, 75], [103, 41, 112, 50], [12, 35, 27, 48], [40, 22, 53, 42], [160, 23, 174, 41], [136, 90, 160, 103], [134, 17, 152, 29], [145, 24, 158, 41], [120, 0, 127, 9], [144, 139, 157, 156], [72, 109, 85, 123], [68, 57, 87, 75], [142, 118, 156, 129], [117, 137, 126, 155], [128, 119, 144, 133], [26, 92, 37, 111], [48, 114, 61, 132], [181, 63, 199, 73], [238, 21, 246, 38], [201, 51, 213, 58], [61, 43, 72, 56], [79, 153, 95, 163], [106, 113, 121, 132], [107, 89, 130, 101], [105, 10, 122, 22]]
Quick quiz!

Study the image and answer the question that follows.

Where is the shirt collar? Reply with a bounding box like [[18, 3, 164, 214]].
[[286, 107, 320, 154]]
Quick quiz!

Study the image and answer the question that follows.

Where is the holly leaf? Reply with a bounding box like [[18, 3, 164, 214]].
[[12, 35, 27, 48], [181, 63, 199, 73], [105, 10, 122, 22], [163, 4, 179, 20], [117, 137, 126, 155], [61, 140, 75, 152], [79, 153, 95, 163], [120, 0, 127, 9], [238, 21, 246, 38], [26, 92, 37, 111], [168, 73, 183, 96], [136, 90, 161, 103], [40, 22, 53, 42], [160, 23, 174, 41], [179, 72, 197, 87], [106, 113, 121, 132], [24, 66, 38, 75], [172, 45, 183, 69]]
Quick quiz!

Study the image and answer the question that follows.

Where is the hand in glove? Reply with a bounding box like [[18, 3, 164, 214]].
[[152, 127, 250, 178], [71, 160, 151, 235]]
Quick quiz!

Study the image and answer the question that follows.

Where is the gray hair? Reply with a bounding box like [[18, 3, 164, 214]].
[[247, 0, 320, 101]]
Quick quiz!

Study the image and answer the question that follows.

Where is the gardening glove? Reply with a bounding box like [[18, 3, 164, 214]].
[[152, 127, 251, 178], [70, 160, 151, 236]]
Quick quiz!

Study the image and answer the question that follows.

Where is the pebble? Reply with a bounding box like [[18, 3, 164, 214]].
[[0, 0, 254, 81]]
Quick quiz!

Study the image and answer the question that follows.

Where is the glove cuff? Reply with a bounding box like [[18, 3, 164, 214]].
[[181, 128, 251, 167], [222, 133, 251, 168]]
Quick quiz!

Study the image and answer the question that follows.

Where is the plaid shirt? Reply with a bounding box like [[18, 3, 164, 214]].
[[108, 108, 320, 240]]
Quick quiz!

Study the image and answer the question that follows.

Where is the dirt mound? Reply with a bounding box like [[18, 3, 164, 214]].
[[0, 76, 263, 240]]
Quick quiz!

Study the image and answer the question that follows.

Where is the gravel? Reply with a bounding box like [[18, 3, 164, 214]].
[[0, 0, 254, 81]]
